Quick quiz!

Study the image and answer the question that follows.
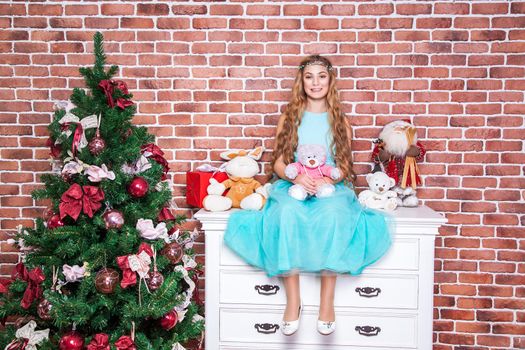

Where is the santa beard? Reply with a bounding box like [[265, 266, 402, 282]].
[[380, 124, 415, 157]]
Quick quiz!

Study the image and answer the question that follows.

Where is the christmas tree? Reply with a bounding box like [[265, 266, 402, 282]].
[[0, 33, 204, 350]]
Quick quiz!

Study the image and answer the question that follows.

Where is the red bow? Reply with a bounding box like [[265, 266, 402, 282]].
[[87, 334, 110, 350], [157, 207, 175, 222], [59, 183, 105, 221], [11, 263, 45, 309], [60, 122, 83, 157], [98, 80, 134, 110], [46, 137, 61, 158], [0, 277, 12, 294], [98, 80, 115, 108], [141, 143, 170, 179], [117, 243, 153, 289], [114, 336, 136, 350], [5, 338, 29, 350]]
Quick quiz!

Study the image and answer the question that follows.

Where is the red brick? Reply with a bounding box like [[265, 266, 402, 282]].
[[358, 3, 394, 15], [477, 335, 512, 347]]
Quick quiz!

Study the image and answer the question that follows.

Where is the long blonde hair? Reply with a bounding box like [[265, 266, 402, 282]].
[[271, 55, 356, 184]]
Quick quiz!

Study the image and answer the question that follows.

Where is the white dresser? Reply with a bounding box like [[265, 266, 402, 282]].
[[195, 206, 446, 350]]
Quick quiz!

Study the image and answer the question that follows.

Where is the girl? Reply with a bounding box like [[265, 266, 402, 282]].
[[224, 55, 393, 336]]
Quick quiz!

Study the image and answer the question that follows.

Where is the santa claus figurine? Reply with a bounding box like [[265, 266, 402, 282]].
[[371, 119, 426, 207]]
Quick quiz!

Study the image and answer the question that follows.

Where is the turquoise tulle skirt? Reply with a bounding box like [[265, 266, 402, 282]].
[[224, 180, 395, 277]]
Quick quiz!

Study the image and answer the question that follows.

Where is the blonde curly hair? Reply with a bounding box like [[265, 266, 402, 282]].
[[271, 55, 356, 185]]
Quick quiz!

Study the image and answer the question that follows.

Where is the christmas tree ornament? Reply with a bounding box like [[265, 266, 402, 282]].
[[95, 268, 119, 294], [103, 209, 125, 230], [145, 270, 164, 291], [85, 164, 115, 182], [5, 321, 49, 350], [59, 183, 105, 221], [88, 129, 106, 156], [47, 214, 65, 229], [127, 176, 149, 198], [87, 333, 110, 350], [42, 207, 56, 221], [37, 298, 53, 320], [159, 310, 178, 330], [62, 264, 87, 283], [59, 331, 84, 350], [145, 248, 163, 291], [117, 243, 153, 289], [161, 242, 183, 264], [136, 218, 168, 240]]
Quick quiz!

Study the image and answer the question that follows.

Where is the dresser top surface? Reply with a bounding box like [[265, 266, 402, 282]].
[[194, 205, 447, 226]]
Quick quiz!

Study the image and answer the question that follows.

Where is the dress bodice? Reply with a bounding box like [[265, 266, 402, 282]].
[[296, 110, 335, 166]]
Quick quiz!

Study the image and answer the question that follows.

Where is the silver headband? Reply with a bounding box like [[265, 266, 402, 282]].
[[298, 60, 333, 71]]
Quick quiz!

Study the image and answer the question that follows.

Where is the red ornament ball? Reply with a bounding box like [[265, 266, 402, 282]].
[[59, 331, 84, 350], [128, 177, 149, 198], [47, 215, 64, 229], [95, 268, 120, 294], [103, 209, 125, 230], [37, 299, 53, 320], [145, 270, 164, 291], [161, 242, 183, 264], [160, 310, 178, 330], [88, 130, 106, 156]]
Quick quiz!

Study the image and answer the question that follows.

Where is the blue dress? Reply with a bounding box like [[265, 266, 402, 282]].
[[224, 111, 394, 277]]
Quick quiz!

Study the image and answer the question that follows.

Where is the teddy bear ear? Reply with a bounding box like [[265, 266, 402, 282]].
[[247, 146, 264, 160], [220, 150, 240, 161], [389, 177, 396, 187]]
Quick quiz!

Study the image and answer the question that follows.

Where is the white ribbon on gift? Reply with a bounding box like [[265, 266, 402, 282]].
[[5, 321, 49, 350], [195, 163, 226, 172], [62, 159, 88, 177], [58, 113, 99, 150], [135, 219, 168, 241]]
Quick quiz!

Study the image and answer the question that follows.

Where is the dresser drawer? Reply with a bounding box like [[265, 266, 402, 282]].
[[220, 237, 420, 271], [220, 270, 418, 310], [219, 308, 417, 348]]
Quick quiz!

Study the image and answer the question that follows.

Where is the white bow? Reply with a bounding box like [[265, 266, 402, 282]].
[[58, 113, 98, 150], [62, 264, 86, 283], [85, 164, 115, 182], [128, 251, 151, 278], [5, 321, 49, 350], [121, 155, 151, 175], [171, 343, 187, 350], [135, 219, 168, 241]]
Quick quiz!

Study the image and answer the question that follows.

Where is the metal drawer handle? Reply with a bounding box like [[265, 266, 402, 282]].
[[355, 325, 381, 337], [355, 287, 381, 298], [255, 284, 280, 296], [254, 323, 279, 334]]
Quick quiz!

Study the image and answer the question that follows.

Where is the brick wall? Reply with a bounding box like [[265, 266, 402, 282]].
[[0, 1, 524, 348]]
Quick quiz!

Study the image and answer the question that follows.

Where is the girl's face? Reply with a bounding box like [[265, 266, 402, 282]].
[[302, 64, 330, 100]]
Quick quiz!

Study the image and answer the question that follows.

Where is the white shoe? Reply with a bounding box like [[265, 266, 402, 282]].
[[281, 301, 302, 336], [317, 319, 336, 335]]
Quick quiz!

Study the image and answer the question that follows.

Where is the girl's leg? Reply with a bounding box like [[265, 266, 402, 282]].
[[282, 273, 301, 321], [319, 271, 336, 321]]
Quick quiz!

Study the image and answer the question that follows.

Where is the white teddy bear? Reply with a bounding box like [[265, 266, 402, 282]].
[[358, 171, 398, 211]]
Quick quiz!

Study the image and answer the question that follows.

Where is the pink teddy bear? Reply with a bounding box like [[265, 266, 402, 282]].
[[284, 144, 341, 201]]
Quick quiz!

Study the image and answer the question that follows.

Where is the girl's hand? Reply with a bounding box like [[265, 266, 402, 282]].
[[293, 174, 317, 194], [314, 177, 334, 188]]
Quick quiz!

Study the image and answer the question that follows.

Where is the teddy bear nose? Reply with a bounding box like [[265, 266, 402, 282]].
[[379, 187, 384, 192], [309, 159, 315, 165]]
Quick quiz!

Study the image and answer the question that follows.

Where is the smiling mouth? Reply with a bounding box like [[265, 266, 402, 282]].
[[311, 88, 322, 92]]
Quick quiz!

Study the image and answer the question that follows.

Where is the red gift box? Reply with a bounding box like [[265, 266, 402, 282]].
[[186, 171, 229, 208]]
